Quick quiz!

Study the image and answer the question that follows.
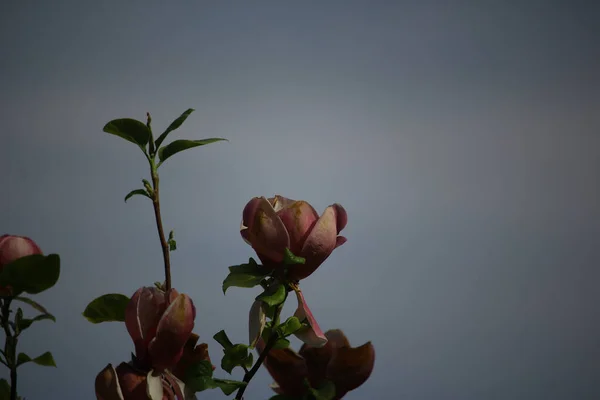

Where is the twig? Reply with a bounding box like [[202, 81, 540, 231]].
[[150, 168, 171, 291]]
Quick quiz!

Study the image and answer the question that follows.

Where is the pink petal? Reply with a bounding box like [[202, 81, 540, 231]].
[[241, 197, 290, 262], [293, 205, 340, 280], [331, 203, 348, 233], [276, 201, 319, 254], [249, 300, 267, 348], [125, 287, 170, 362], [148, 293, 195, 371], [324, 329, 351, 349], [0, 235, 43, 268], [113, 362, 156, 400], [335, 236, 347, 249], [293, 290, 328, 347], [268, 195, 297, 212]]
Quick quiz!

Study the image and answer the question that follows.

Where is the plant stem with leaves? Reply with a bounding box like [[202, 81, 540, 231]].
[[145, 113, 172, 291], [234, 305, 283, 400], [1, 298, 18, 400]]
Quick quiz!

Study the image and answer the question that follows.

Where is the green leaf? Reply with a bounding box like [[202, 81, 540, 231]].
[[213, 330, 234, 350], [261, 325, 273, 344], [268, 395, 300, 400], [283, 248, 306, 265], [256, 283, 287, 307], [14, 296, 50, 314], [14, 308, 24, 335], [154, 108, 195, 149], [168, 230, 176, 251], [279, 316, 304, 336], [271, 337, 291, 350], [124, 189, 151, 202], [17, 313, 56, 332], [222, 260, 271, 294], [212, 378, 247, 396], [184, 360, 214, 392], [221, 344, 252, 374], [186, 373, 246, 395], [222, 272, 267, 294], [16, 351, 56, 367], [82, 293, 129, 323], [0, 379, 9, 398], [184, 360, 246, 395], [227, 258, 263, 274], [186, 375, 215, 393], [103, 118, 151, 150], [0, 254, 60, 295], [157, 138, 227, 165], [309, 380, 336, 400]]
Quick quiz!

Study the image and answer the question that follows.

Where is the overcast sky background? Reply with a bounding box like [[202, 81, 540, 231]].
[[1, 1, 599, 399]]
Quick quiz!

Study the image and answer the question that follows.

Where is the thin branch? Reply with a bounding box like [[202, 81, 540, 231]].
[[150, 169, 172, 291]]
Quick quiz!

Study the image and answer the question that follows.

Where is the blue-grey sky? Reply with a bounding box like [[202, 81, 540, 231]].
[[1, 1, 599, 399]]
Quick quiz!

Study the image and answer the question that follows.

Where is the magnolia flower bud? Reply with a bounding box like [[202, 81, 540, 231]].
[[240, 195, 347, 281]]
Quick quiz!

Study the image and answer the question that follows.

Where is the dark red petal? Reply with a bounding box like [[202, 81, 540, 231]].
[[327, 342, 375, 394], [263, 347, 309, 396], [241, 197, 290, 262], [276, 200, 319, 254]]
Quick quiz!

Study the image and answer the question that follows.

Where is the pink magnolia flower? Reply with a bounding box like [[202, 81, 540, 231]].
[[259, 329, 375, 399], [0, 234, 43, 268], [95, 361, 195, 400], [95, 334, 211, 400], [125, 287, 196, 372], [0, 234, 43, 296], [240, 195, 347, 281]]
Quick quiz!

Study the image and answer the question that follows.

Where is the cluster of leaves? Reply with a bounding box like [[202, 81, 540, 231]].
[[0, 254, 60, 399], [103, 108, 226, 206], [212, 249, 343, 400]]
